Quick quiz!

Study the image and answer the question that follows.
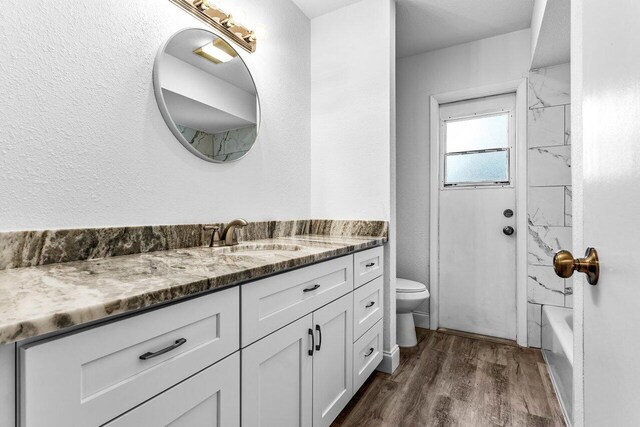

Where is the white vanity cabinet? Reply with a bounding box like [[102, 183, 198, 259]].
[[241, 247, 384, 427], [15, 246, 385, 427], [241, 293, 353, 427]]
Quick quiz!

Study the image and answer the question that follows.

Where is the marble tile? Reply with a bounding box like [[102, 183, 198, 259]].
[[528, 106, 565, 148], [528, 145, 571, 186], [217, 126, 257, 155], [528, 186, 565, 226], [528, 265, 565, 306], [528, 226, 572, 266], [565, 276, 574, 308], [564, 105, 571, 145], [529, 64, 571, 109], [564, 186, 573, 226], [528, 302, 542, 348]]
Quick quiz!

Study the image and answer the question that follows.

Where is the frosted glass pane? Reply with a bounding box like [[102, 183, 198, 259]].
[[446, 114, 508, 152], [445, 151, 508, 184]]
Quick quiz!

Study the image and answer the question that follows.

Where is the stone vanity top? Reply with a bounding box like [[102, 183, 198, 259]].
[[0, 234, 385, 344]]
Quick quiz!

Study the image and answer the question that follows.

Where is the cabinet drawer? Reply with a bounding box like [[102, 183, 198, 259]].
[[354, 247, 384, 288], [105, 352, 240, 427], [353, 276, 384, 341], [241, 255, 353, 347], [353, 319, 383, 392], [20, 288, 239, 427]]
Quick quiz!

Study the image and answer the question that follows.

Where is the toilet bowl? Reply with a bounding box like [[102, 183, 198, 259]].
[[396, 278, 430, 347]]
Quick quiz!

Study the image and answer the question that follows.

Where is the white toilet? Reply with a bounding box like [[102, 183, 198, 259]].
[[396, 278, 430, 347]]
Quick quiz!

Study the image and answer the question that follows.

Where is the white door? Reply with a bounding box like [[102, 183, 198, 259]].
[[312, 293, 353, 427], [104, 352, 240, 427], [241, 315, 313, 427], [574, 1, 640, 425], [439, 94, 518, 340]]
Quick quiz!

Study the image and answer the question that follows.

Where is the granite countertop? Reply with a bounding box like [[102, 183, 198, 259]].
[[0, 234, 385, 345]]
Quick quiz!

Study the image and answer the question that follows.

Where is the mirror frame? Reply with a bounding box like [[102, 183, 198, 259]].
[[153, 27, 261, 163]]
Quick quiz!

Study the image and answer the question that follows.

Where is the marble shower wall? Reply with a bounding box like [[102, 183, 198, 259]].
[[178, 124, 257, 162], [527, 63, 572, 348]]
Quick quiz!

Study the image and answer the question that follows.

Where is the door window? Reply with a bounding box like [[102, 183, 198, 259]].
[[443, 112, 511, 186]]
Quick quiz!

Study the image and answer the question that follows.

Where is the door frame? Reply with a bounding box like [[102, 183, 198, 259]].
[[429, 79, 529, 347]]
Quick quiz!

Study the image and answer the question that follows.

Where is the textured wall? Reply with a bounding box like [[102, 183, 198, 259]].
[[0, 0, 310, 231], [310, 0, 393, 221], [396, 29, 531, 317]]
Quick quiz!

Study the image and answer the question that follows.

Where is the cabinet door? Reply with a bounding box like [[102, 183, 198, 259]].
[[104, 352, 240, 427], [242, 314, 313, 427], [0, 344, 14, 427], [312, 293, 354, 427]]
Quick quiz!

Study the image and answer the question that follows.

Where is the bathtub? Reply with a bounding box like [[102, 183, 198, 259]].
[[542, 305, 573, 426]]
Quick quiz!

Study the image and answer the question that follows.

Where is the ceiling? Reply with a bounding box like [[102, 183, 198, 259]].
[[291, 0, 363, 19], [292, 0, 533, 58], [396, 0, 533, 57]]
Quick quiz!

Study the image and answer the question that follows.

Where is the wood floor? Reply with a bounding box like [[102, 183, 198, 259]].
[[333, 329, 566, 427]]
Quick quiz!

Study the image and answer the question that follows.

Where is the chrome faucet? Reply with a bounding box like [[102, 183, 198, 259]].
[[220, 218, 248, 246]]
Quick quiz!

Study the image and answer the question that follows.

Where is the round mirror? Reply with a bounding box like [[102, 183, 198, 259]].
[[154, 28, 260, 163]]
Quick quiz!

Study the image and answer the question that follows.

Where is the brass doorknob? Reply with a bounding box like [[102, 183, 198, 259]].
[[553, 248, 600, 285]]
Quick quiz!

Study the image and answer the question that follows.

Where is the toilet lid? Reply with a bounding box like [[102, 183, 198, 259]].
[[396, 278, 427, 293]]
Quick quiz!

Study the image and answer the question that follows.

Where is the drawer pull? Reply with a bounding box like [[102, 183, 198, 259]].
[[139, 338, 187, 361], [303, 284, 321, 292], [366, 262, 375, 268], [308, 328, 315, 356], [364, 348, 374, 357], [315, 324, 322, 351], [365, 301, 375, 308]]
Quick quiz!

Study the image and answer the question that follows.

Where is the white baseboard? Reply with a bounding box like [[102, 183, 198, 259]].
[[377, 345, 400, 374], [413, 312, 430, 329]]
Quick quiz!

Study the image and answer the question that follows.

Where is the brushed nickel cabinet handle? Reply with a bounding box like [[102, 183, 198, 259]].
[[139, 338, 187, 360], [303, 284, 320, 292]]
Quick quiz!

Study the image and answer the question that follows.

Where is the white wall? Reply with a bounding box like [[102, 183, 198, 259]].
[[310, 0, 396, 370], [531, 0, 548, 60], [396, 29, 531, 315], [310, 0, 392, 221], [0, 0, 310, 231]]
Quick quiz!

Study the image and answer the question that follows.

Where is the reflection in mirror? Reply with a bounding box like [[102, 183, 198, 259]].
[[154, 28, 260, 163]]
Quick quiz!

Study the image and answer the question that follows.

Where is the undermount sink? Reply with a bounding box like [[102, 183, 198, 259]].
[[210, 243, 304, 256]]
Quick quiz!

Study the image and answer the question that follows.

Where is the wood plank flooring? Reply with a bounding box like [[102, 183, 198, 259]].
[[333, 328, 566, 427]]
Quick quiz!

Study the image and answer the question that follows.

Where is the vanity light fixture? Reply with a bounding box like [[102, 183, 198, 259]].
[[169, 0, 257, 53], [194, 38, 237, 64]]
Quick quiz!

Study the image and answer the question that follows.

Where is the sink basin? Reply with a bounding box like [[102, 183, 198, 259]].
[[210, 243, 304, 256]]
